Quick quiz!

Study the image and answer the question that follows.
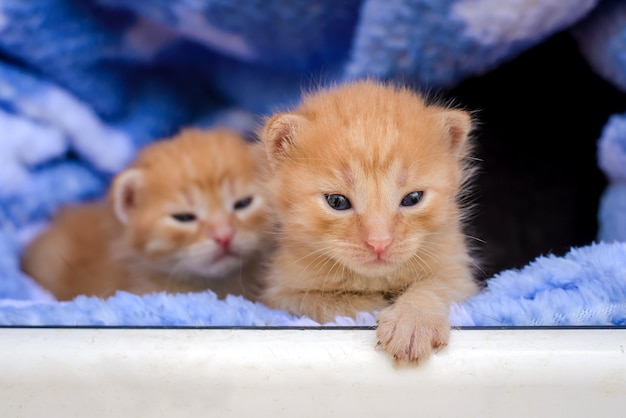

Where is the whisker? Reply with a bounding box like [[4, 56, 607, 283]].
[[279, 244, 340, 270], [464, 234, 486, 244], [298, 252, 341, 316]]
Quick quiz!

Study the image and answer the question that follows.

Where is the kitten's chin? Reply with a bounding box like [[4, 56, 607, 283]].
[[345, 256, 403, 278], [344, 247, 424, 278], [353, 264, 396, 278], [179, 254, 242, 280]]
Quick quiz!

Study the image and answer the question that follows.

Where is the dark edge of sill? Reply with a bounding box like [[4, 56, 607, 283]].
[[1, 325, 625, 330]]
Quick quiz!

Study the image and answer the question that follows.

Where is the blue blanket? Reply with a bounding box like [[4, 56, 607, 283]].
[[1, 0, 625, 327]]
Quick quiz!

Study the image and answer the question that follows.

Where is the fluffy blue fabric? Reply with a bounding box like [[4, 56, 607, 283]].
[[1, 0, 625, 327], [573, 0, 626, 92], [2, 242, 625, 327], [450, 242, 626, 326], [573, 0, 626, 243], [344, 0, 599, 86], [597, 114, 626, 242]]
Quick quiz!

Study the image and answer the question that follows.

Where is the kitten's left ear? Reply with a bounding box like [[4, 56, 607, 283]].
[[438, 109, 473, 156], [110, 169, 144, 225]]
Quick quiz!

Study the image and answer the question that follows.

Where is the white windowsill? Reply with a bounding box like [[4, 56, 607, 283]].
[[1, 327, 625, 417]]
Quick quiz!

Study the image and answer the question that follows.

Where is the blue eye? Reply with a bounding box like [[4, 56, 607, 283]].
[[171, 213, 197, 222], [234, 197, 253, 210], [400, 191, 424, 207], [325, 194, 352, 210]]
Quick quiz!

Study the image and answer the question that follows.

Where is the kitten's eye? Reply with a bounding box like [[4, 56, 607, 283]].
[[234, 197, 253, 210], [171, 213, 197, 222], [325, 194, 352, 211], [400, 191, 424, 207]]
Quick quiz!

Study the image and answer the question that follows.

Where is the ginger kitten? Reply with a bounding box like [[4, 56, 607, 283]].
[[259, 80, 480, 364], [21, 128, 271, 301]]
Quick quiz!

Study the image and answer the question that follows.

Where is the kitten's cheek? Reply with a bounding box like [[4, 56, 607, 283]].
[[224, 238, 242, 255], [143, 239, 174, 259], [232, 233, 261, 253]]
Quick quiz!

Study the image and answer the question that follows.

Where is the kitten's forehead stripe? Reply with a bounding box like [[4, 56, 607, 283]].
[[397, 167, 408, 188], [193, 187, 210, 219], [182, 190, 194, 207], [342, 169, 355, 189], [345, 160, 400, 214]]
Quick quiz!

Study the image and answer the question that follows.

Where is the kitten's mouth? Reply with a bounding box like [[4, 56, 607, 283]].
[[371, 257, 389, 265], [367, 253, 391, 266], [212, 248, 239, 262], [349, 255, 396, 278], [189, 250, 241, 277]]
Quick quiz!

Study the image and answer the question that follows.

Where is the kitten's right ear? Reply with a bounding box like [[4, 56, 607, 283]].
[[438, 109, 473, 157], [110, 169, 143, 225], [260, 113, 306, 168]]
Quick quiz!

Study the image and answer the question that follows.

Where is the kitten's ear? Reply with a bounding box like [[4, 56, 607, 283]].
[[110, 169, 143, 225], [438, 109, 473, 156], [260, 113, 306, 168]]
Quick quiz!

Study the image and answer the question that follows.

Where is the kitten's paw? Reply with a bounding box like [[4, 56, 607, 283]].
[[376, 304, 450, 365]]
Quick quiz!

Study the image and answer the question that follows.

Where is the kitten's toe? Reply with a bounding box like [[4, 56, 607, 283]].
[[376, 304, 450, 365]]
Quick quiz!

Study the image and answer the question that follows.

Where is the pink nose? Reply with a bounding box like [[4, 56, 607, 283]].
[[212, 226, 234, 249], [367, 238, 392, 255], [215, 233, 232, 249]]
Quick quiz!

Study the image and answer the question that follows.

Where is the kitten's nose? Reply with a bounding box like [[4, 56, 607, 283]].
[[367, 238, 392, 255], [213, 226, 234, 249]]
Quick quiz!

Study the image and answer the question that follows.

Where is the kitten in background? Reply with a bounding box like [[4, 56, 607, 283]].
[[259, 80, 480, 364], [21, 128, 271, 301]]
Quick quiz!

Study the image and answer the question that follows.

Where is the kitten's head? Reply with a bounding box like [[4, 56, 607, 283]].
[[109, 128, 270, 279], [260, 80, 473, 278]]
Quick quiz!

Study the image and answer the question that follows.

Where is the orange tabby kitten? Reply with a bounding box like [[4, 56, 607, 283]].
[[21, 128, 271, 301], [259, 80, 480, 364]]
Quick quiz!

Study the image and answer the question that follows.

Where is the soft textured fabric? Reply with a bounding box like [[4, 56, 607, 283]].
[[0, 242, 625, 327], [1, 0, 625, 327], [596, 114, 626, 242]]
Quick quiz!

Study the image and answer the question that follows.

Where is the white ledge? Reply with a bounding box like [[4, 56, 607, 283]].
[[1, 327, 625, 417]]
